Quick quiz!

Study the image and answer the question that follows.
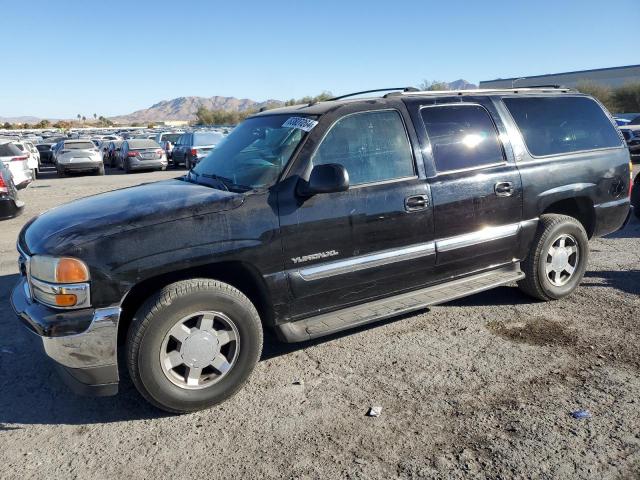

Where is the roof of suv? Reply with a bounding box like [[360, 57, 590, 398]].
[[252, 87, 579, 118]]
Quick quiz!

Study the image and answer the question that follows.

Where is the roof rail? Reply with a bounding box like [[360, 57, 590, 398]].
[[326, 87, 418, 102]]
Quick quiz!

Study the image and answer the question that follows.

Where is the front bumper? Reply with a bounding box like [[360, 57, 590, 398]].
[[11, 277, 120, 396]]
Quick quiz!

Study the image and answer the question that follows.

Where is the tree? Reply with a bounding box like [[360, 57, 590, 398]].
[[35, 119, 51, 129], [419, 80, 450, 91], [611, 83, 640, 113], [77, 114, 81, 121], [575, 81, 616, 112], [82, 115, 86, 122], [93, 113, 97, 120], [2, 122, 13, 130]]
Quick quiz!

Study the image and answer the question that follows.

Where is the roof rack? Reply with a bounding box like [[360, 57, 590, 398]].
[[326, 87, 419, 102], [394, 86, 575, 97]]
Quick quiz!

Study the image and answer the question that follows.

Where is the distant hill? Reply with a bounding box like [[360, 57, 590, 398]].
[[446, 79, 477, 90], [0, 116, 45, 124], [110, 96, 284, 124]]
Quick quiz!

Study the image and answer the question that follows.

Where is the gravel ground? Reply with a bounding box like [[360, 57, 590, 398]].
[[0, 165, 638, 479]]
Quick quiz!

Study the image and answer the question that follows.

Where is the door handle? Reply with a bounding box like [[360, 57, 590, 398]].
[[405, 195, 429, 211], [494, 182, 514, 197]]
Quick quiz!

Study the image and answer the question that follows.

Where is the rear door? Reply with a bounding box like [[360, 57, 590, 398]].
[[405, 97, 523, 274], [278, 105, 436, 317]]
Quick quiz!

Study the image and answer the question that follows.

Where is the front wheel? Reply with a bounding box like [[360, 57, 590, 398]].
[[126, 279, 263, 413], [518, 214, 589, 301]]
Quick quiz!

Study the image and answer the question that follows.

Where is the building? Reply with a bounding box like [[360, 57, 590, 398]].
[[480, 64, 640, 89]]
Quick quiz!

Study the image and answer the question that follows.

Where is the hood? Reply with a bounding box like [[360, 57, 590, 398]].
[[22, 178, 244, 254]]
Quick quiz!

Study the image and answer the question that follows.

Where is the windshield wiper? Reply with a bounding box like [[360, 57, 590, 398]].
[[200, 173, 253, 192]]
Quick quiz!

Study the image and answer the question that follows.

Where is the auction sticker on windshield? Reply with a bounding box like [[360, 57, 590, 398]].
[[282, 117, 318, 132]]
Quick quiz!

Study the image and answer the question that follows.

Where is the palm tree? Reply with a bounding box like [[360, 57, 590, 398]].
[[93, 113, 97, 121], [77, 114, 81, 122]]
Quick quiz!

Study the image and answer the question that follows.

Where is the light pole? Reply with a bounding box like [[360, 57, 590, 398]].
[[511, 77, 526, 88]]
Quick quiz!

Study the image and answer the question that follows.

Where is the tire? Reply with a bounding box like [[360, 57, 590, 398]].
[[518, 214, 589, 301], [56, 166, 66, 177], [126, 279, 263, 413], [185, 156, 191, 170], [96, 165, 105, 175], [32, 168, 37, 180]]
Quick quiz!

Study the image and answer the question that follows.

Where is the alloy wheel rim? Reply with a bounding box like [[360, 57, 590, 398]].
[[159, 311, 240, 390], [545, 233, 579, 287]]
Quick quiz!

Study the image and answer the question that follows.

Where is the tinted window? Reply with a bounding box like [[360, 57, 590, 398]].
[[161, 133, 181, 143], [312, 110, 414, 185], [194, 132, 223, 146], [36, 144, 51, 152], [421, 105, 504, 172], [503, 96, 622, 156]]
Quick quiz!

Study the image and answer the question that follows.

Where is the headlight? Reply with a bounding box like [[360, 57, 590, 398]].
[[29, 256, 91, 309], [30, 256, 89, 283]]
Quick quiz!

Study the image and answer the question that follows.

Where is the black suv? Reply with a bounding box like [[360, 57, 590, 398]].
[[11, 88, 632, 413]]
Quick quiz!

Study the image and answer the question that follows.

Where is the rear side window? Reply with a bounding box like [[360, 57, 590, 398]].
[[503, 96, 622, 157], [421, 104, 505, 173], [312, 110, 414, 185]]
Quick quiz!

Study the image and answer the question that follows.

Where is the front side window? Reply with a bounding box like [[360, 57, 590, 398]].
[[503, 96, 623, 157], [421, 104, 505, 173], [311, 110, 414, 185]]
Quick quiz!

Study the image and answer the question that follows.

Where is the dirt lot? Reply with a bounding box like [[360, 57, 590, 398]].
[[0, 165, 638, 479]]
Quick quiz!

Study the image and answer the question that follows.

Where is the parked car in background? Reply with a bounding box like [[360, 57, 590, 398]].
[[632, 172, 640, 219], [620, 127, 640, 159], [171, 131, 224, 169], [56, 139, 105, 176], [118, 139, 167, 172], [24, 141, 41, 177], [0, 160, 24, 219], [105, 140, 124, 167], [153, 132, 182, 161], [36, 143, 54, 164], [13, 141, 40, 179], [0, 140, 32, 188]]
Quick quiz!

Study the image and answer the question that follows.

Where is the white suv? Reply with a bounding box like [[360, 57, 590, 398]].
[[56, 139, 105, 176], [0, 140, 32, 188]]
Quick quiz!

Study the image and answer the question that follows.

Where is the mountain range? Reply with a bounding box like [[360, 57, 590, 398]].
[[1, 80, 478, 124]]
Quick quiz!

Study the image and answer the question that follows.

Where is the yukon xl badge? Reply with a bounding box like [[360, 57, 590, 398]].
[[292, 250, 339, 264]]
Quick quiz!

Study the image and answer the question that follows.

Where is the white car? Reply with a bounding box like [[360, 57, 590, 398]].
[[0, 140, 33, 188], [23, 141, 41, 177], [56, 139, 105, 176], [12, 141, 40, 179]]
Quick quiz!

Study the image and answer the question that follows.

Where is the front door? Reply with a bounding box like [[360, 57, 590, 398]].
[[278, 107, 435, 318]]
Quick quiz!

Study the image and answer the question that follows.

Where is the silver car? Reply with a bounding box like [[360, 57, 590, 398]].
[[56, 140, 105, 176], [119, 139, 168, 173]]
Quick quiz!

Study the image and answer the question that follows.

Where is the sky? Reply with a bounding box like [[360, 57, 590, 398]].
[[0, 0, 638, 118]]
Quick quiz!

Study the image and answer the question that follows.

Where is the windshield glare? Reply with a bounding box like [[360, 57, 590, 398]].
[[192, 115, 313, 190]]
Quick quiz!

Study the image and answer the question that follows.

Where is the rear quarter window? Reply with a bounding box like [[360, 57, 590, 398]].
[[503, 96, 623, 157]]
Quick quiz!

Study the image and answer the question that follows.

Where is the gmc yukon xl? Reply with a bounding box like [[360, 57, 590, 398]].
[[11, 87, 632, 413]]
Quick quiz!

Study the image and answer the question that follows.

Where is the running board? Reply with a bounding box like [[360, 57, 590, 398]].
[[276, 264, 524, 343]]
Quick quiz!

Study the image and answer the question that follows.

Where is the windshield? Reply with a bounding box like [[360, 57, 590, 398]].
[[65, 141, 95, 150], [192, 114, 313, 190]]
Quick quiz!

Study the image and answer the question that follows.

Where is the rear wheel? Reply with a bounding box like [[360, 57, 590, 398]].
[[96, 165, 105, 175], [518, 214, 589, 301], [126, 279, 263, 413], [56, 166, 66, 177]]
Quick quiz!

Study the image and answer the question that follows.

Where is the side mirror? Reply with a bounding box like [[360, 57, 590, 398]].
[[297, 163, 349, 197]]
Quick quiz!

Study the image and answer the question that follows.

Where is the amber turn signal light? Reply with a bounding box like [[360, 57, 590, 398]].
[[56, 258, 90, 283], [55, 294, 78, 307]]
